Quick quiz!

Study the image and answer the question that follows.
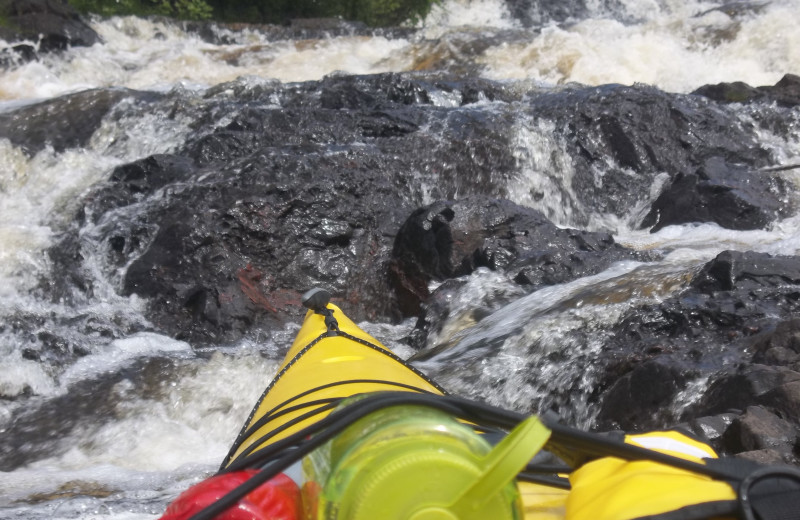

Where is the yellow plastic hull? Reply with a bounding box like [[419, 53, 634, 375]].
[[226, 304, 444, 466], [225, 303, 738, 520]]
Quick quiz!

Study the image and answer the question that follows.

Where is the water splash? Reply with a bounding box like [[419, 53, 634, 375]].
[[616, 216, 800, 257], [479, 0, 800, 92], [507, 117, 580, 227], [0, 89, 194, 290], [0, 16, 416, 102], [1, 0, 796, 102], [413, 259, 699, 426], [1, 350, 279, 516], [422, 0, 519, 34]]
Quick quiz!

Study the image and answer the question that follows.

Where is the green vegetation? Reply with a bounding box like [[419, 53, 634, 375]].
[[68, 0, 213, 20], [67, 0, 440, 26]]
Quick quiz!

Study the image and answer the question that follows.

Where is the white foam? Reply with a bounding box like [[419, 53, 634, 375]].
[[0, 95, 192, 294], [422, 0, 518, 34], [56, 351, 274, 471], [0, 349, 57, 398], [507, 118, 580, 227], [616, 216, 800, 257], [480, 1, 800, 92], [1, 2, 798, 516], [58, 333, 192, 388], [2, 352, 278, 514], [0, 17, 417, 101], [1, 1, 795, 101]]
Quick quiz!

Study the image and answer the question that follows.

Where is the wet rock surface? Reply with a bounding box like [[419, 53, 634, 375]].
[[0, 89, 159, 154], [393, 245, 800, 457], [526, 82, 795, 228], [723, 406, 797, 456], [20, 69, 799, 464], [640, 156, 792, 232], [601, 251, 800, 376], [36, 75, 798, 345], [504, 0, 636, 27], [42, 75, 546, 345], [589, 251, 800, 457], [752, 318, 800, 371], [389, 196, 651, 317], [693, 73, 800, 108], [0, 0, 100, 65], [596, 358, 695, 431]]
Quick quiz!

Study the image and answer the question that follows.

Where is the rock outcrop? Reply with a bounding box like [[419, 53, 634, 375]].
[[0, 0, 100, 66]]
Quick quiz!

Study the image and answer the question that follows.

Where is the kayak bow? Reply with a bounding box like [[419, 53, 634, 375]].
[[161, 289, 800, 520]]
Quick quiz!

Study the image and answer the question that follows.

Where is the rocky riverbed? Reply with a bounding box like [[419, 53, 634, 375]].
[[1, 0, 799, 517]]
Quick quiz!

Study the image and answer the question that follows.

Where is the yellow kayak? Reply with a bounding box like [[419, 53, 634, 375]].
[[162, 289, 800, 520], [222, 296, 446, 468]]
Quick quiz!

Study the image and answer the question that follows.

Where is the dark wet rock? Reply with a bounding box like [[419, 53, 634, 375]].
[[751, 318, 800, 371], [42, 74, 529, 345], [39, 75, 799, 349], [527, 84, 778, 228], [764, 381, 800, 424], [0, 88, 159, 154], [640, 156, 792, 232], [735, 448, 797, 465], [0, 307, 143, 382], [228, 76, 795, 239], [610, 251, 800, 361], [595, 358, 694, 431], [0, 0, 100, 61], [0, 41, 37, 67], [402, 278, 469, 349], [110, 153, 411, 344], [41, 75, 546, 345], [594, 250, 800, 436], [51, 145, 427, 344], [695, 364, 800, 418], [693, 74, 800, 108], [389, 197, 649, 316], [697, 2, 771, 19], [723, 405, 798, 455], [764, 74, 800, 108], [692, 81, 767, 104], [504, 0, 633, 27], [104, 154, 198, 208], [756, 345, 800, 368], [692, 250, 800, 295], [673, 366, 800, 462], [683, 413, 737, 452]]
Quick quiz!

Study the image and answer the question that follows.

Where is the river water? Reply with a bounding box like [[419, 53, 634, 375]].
[[1, 0, 799, 518]]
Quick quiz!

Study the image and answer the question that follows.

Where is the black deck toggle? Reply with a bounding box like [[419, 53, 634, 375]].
[[301, 288, 331, 313], [301, 288, 339, 333]]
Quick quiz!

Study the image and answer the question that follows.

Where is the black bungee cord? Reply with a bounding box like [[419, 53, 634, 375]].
[[189, 390, 775, 520]]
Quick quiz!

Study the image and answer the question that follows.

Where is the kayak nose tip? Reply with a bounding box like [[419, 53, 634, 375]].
[[302, 287, 331, 312]]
